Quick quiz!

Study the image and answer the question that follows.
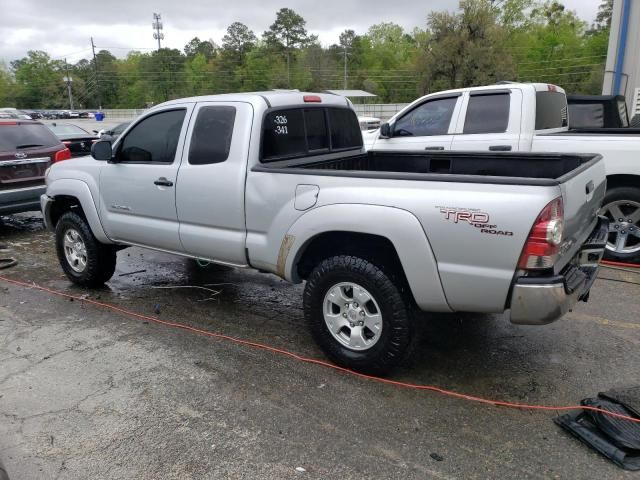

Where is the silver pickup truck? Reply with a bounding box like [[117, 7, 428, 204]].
[[41, 91, 608, 373]]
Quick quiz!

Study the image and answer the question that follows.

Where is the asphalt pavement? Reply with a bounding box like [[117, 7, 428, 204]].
[[1, 212, 639, 479]]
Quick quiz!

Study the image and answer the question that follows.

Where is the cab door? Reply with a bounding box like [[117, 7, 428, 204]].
[[175, 101, 253, 265], [450, 90, 522, 152], [372, 95, 462, 151], [98, 106, 192, 252]]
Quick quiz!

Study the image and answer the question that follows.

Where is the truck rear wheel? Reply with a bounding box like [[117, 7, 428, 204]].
[[55, 211, 117, 287], [303, 255, 413, 375], [600, 187, 640, 262]]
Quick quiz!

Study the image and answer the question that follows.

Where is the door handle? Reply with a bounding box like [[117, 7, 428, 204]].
[[154, 177, 174, 187], [489, 145, 512, 151], [425, 146, 445, 151]]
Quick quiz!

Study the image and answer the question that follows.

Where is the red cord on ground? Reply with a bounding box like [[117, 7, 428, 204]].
[[601, 259, 640, 269], [1, 273, 639, 425]]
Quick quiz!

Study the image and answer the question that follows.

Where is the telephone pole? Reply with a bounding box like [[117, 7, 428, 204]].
[[343, 45, 348, 90], [63, 58, 74, 110], [90, 37, 102, 109], [152, 13, 164, 50]]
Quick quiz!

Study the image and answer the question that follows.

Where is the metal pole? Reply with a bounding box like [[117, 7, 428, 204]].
[[91, 37, 102, 109], [344, 46, 348, 90], [64, 58, 74, 110]]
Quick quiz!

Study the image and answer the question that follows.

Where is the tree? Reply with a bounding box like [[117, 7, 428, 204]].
[[222, 22, 257, 64], [0, 63, 16, 106], [184, 37, 217, 60], [263, 8, 312, 84], [11, 51, 66, 108]]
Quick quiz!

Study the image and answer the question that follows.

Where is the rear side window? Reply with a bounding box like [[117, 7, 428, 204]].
[[262, 107, 361, 162], [0, 123, 60, 152], [535, 92, 568, 130], [394, 97, 457, 137], [189, 106, 236, 165], [120, 109, 186, 163], [463, 93, 510, 134], [329, 108, 363, 149]]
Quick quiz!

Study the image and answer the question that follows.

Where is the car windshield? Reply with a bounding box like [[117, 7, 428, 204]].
[[48, 123, 90, 135]]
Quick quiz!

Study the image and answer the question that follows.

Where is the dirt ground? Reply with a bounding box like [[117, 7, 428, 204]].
[[1, 212, 639, 479]]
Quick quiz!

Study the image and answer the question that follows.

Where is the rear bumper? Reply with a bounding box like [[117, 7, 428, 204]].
[[0, 185, 46, 215], [510, 216, 608, 325]]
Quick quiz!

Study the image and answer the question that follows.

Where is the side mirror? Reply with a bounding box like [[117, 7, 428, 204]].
[[91, 140, 113, 161], [379, 122, 392, 138]]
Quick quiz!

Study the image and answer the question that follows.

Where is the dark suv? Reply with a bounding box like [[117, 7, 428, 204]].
[[1, 120, 71, 215]]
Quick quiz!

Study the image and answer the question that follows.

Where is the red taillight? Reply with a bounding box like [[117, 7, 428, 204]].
[[518, 197, 564, 270], [303, 95, 322, 103], [0, 121, 18, 125], [62, 140, 71, 146], [54, 147, 72, 162]]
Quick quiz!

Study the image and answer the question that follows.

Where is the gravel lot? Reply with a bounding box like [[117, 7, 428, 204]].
[[1, 212, 639, 479]]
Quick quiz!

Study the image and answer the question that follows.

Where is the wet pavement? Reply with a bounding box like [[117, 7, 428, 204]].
[[0, 212, 639, 479]]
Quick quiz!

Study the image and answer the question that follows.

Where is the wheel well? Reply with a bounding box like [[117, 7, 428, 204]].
[[606, 175, 640, 191], [296, 231, 407, 282], [49, 196, 85, 227]]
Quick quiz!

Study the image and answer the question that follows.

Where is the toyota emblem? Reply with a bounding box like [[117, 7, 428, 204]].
[[14, 152, 27, 159]]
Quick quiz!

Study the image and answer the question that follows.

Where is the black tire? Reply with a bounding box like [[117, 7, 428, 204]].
[[303, 255, 413, 375], [601, 186, 640, 263], [55, 211, 117, 287]]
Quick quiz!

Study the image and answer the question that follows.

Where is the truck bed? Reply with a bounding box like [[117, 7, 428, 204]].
[[255, 151, 601, 186]]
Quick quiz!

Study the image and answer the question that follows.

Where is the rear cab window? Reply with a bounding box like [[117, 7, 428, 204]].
[[261, 107, 362, 162], [0, 123, 61, 152]]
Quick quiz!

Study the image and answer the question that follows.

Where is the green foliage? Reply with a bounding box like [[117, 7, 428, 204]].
[[1, 0, 613, 107]]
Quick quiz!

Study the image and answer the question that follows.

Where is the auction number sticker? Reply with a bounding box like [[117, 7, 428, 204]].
[[274, 115, 288, 135]]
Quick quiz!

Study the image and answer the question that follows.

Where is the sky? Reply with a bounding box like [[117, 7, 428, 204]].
[[0, 0, 603, 65]]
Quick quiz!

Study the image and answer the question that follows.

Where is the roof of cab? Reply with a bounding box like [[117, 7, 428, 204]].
[[154, 91, 351, 111]]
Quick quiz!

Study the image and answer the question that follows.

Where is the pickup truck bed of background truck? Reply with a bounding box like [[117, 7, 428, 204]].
[[366, 83, 640, 262], [42, 91, 608, 374]]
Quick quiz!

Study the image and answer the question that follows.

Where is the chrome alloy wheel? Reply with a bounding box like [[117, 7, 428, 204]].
[[323, 282, 383, 351], [600, 200, 640, 255], [63, 228, 88, 273]]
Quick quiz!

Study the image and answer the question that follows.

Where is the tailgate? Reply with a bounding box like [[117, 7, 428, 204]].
[[0, 153, 52, 191], [556, 154, 606, 272]]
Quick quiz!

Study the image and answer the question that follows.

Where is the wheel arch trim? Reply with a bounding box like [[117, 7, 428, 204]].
[[283, 203, 452, 312]]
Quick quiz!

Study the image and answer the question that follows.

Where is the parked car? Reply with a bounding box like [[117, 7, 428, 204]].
[[1, 119, 71, 215], [79, 111, 90, 119], [0, 108, 32, 120], [46, 123, 98, 157], [97, 121, 130, 142], [42, 91, 608, 374], [366, 82, 640, 262], [24, 110, 43, 120], [68, 111, 80, 118], [358, 115, 381, 131]]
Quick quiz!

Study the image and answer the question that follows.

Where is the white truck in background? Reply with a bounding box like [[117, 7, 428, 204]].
[[365, 83, 640, 262]]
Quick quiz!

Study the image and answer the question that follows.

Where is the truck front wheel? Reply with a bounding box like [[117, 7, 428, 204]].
[[303, 255, 413, 375], [55, 211, 117, 287]]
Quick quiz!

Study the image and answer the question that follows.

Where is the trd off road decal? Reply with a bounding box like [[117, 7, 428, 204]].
[[438, 206, 514, 237]]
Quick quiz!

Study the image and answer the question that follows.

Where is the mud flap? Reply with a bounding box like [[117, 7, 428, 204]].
[[555, 387, 640, 470]]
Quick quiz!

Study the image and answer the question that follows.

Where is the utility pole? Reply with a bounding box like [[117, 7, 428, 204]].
[[152, 13, 164, 50], [90, 37, 102, 109], [63, 58, 74, 110], [343, 45, 348, 90]]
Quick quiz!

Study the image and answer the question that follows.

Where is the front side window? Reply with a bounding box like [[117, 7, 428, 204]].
[[189, 106, 236, 165], [394, 97, 457, 137], [119, 109, 186, 163], [463, 93, 510, 134]]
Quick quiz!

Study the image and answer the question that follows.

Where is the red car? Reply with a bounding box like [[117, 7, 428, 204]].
[[0, 119, 71, 215]]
